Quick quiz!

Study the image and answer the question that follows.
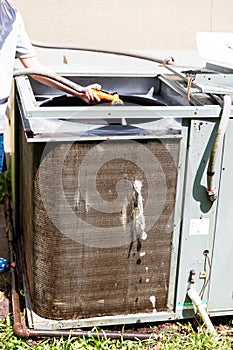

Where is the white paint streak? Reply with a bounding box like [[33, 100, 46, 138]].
[[150, 295, 157, 313], [133, 180, 147, 240], [141, 231, 148, 240]]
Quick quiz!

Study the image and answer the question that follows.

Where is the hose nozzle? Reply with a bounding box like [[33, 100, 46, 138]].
[[90, 89, 124, 105]]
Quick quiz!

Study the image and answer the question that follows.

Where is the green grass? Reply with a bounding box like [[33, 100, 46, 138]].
[[0, 315, 232, 349]]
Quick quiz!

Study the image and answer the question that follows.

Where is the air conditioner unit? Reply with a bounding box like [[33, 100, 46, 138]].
[[14, 47, 233, 330]]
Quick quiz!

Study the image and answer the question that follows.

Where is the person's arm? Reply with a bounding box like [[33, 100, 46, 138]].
[[19, 56, 101, 103], [15, 7, 101, 103]]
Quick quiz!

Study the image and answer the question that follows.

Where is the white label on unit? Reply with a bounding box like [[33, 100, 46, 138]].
[[189, 218, 210, 236]]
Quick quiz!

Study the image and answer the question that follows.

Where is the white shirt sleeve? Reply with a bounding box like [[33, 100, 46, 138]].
[[15, 11, 35, 59]]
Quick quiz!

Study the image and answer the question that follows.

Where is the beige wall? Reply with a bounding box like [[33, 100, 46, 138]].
[[13, 0, 233, 50]]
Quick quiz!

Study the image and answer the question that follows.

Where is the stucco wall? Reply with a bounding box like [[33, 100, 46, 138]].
[[13, 0, 233, 50]]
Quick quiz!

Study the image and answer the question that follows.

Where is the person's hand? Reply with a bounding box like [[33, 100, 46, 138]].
[[80, 83, 102, 104]]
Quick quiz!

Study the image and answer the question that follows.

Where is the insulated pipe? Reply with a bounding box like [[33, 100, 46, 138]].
[[207, 95, 232, 201], [187, 287, 217, 335], [4, 199, 155, 340]]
